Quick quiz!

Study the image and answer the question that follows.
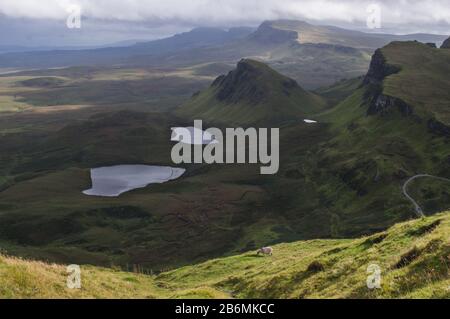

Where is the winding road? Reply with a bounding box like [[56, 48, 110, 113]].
[[402, 174, 450, 217]]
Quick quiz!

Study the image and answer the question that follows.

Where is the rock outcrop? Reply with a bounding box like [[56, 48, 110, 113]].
[[441, 37, 450, 49], [363, 49, 400, 86], [367, 94, 413, 117], [363, 49, 411, 116]]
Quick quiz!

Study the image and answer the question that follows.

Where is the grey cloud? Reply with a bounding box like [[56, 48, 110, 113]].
[[0, 0, 449, 47], [0, 0, 449, 27]]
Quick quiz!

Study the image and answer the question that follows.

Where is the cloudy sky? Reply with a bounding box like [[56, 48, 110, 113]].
[[0, 0, 449, 47]]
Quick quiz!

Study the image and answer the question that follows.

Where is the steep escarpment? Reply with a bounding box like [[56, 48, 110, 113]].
[[362, 42, 450, 136], [362, 48, 410, 117]]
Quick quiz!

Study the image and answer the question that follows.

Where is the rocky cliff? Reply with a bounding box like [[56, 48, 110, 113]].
[[363, 49, 401, 86]]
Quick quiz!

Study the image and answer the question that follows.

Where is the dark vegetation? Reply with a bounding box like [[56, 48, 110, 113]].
[[306, 260, 325, 272], [394, 246, 422, 269]]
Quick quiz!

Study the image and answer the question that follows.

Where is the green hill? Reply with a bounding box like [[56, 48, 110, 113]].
[[1, 211, 448, 298], [177, 59, 326, 126], [309, 41, 450, 235]]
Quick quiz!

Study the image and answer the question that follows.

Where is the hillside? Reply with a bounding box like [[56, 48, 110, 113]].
[[267, 20, 447, 49], [1, 211, 448, 298], [178, 59, 326, 126], [131, 27, 253, 55], [309, 41, 450, 236]]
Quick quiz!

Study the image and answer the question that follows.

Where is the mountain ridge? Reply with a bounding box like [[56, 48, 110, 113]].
[[0, 20, 447, 90]]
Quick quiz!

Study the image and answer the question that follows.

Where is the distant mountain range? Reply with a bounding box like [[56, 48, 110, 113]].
[[0, 40, 145, 54], [260, 20, 448, 49], [0, 26, 255, 68], [0, 20, 447, 89]]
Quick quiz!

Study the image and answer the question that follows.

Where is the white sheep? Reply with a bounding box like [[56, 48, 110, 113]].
[[256, 247, 273, 256]]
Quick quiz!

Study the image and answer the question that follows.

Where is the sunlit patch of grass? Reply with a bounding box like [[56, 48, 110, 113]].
[[0, 95, 31, 112]]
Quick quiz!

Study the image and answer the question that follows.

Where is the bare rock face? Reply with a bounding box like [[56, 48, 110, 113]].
[[363, 49, 400, 86], [367, 94, 413, 117], [441, 37, 450, 49]]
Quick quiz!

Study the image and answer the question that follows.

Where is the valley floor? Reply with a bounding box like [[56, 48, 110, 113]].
[[1, 211, 448, 299]]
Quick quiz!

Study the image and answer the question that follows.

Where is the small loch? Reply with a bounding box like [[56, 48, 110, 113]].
[[83, 165, 185, 197]]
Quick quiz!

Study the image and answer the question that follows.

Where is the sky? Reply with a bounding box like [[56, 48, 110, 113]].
[[0, 0, 449, 47]]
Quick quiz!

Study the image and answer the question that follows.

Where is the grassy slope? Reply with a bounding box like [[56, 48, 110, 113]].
[[314, 76, 363, 107], [1, 211, 449, 299], [265, 42, 371, 90], [0, 67, 210, 113], [307, 42, 450, 235]]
